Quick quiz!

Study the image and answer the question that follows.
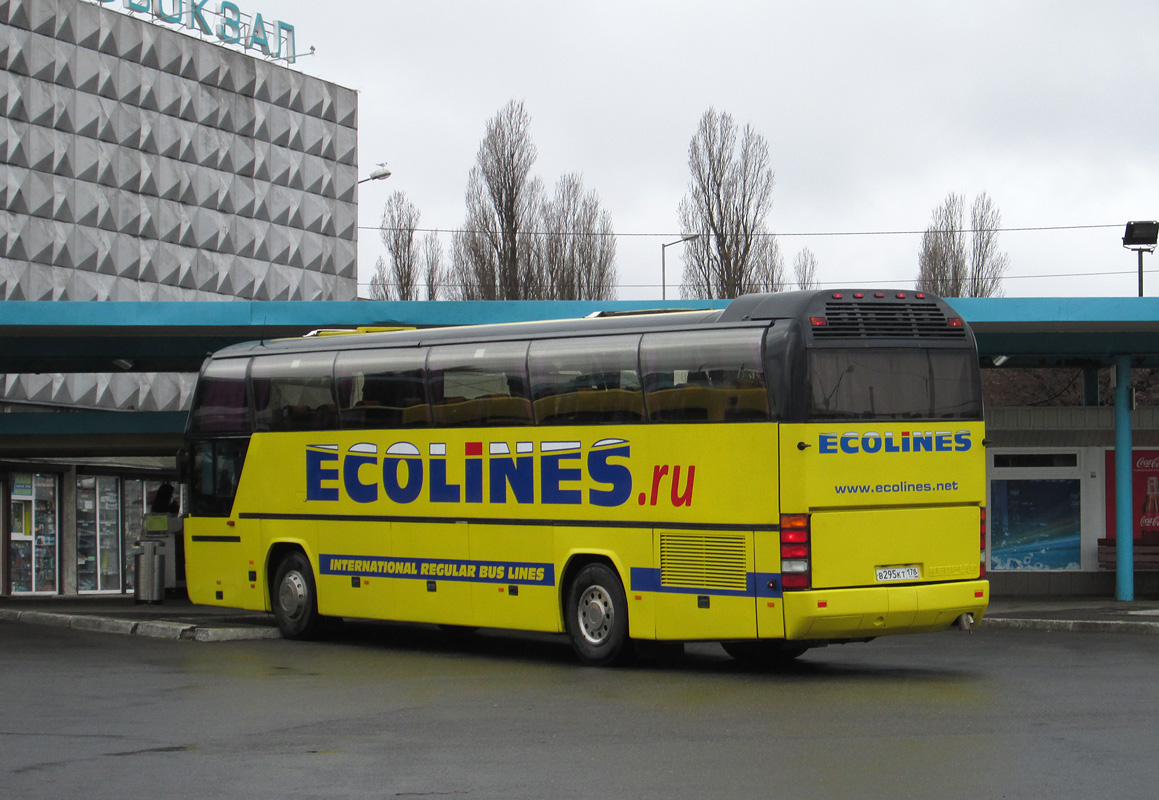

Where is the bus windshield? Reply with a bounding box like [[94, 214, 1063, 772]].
[[808, 347, 981, 420]]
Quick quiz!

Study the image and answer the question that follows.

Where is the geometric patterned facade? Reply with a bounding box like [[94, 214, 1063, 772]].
[[0, 0, 359, 411]]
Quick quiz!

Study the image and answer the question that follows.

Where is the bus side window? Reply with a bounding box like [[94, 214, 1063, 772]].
[[428, 341, 532, 427], [190, 438, 250, 517], [335, 348, 430, 429], [251, 352, 338, 432], [640, 329, 771, 423], [187, 358, 251, 435], [528, 335, 644, 425]]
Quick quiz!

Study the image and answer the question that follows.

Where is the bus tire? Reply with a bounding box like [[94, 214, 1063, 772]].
[[722, 640, 809, 667], [565, 562, 632, 667], [439, 624, 479, 637], [273, 551, 327, 640]]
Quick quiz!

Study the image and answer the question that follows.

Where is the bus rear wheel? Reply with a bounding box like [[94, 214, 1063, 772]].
[[565, 562, 632, 667], [722, 640, 810, 667], [273, 551, 327, 640]]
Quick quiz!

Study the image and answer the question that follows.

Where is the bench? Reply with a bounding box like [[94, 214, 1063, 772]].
[[1096, 536, 1159, 570]]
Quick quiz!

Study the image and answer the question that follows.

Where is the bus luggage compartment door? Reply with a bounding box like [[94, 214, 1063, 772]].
[[652, 529, 756, 641], [809, 505, 981, 590]]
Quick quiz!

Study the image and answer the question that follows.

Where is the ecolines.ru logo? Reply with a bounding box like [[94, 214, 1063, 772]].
[[818, 430, 972, 455], [306, 438, 640, 508]]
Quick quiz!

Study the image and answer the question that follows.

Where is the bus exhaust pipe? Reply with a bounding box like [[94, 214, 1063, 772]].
[[954, 613, 975, 633]]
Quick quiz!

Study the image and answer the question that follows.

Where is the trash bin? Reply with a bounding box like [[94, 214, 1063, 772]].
[[134, 540, 165, 604]]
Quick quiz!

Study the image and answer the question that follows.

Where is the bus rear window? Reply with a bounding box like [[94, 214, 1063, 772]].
[[187, 358, 250, 435], [808, 348, 981, 420]]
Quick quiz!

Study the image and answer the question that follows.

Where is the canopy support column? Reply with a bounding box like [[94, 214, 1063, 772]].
[[1083, 366, 1100, 406], [1114, 355, 1134, 602]]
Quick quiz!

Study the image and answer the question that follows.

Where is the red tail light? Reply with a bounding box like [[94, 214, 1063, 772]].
[[979, 507, 987, 579], [780, 513, 811, 591]]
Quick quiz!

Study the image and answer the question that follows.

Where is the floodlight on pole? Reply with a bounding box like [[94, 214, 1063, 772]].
[[660, 233, 700, 300], [358, 163, 392, 184], [1123, 220, 1158, 297]]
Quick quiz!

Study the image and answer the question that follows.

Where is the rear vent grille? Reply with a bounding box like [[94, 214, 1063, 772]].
[[813, 300, 965, 339], [659, 532, 749, 591]]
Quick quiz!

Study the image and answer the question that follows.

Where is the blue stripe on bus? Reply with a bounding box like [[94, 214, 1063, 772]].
[[630, 568, 783, 599], [321, 553, 555, 586]]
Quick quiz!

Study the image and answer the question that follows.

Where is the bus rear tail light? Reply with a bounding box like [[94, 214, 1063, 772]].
[[780, 514, 811, 591], [979, 508, 987, 579]]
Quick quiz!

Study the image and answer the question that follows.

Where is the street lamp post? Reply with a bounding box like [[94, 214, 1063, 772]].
[[660, 234, 699, 301], [358, 163, 392, 184], [1123, 221, 1159, 297]]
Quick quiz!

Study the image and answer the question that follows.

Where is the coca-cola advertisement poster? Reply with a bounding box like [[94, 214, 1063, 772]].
[[1103, 450, 1159, 540]]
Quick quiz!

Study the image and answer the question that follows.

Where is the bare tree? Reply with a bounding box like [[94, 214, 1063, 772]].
[[967, 192, 1008, 298], [369, 256, 389, 300], [371, 191, 420, 301], [449, 99, 543, 300], [793, 247, 820, 290], [678, 108, 780, 299], [916, 191, 1008, 297], [538, 173, 618, 300], [421, 232, 445, 300]]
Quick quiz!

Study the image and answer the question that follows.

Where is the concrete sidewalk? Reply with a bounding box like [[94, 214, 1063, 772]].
[[983, 597, 1159, 635], [0, 595, 281, 642], [4, 594, 1159, 642]]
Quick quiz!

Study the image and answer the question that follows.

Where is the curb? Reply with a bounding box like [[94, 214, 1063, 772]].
[[8, 608, 1159, 640], [984, 617, 1159, 635], [0, 608, 281, 641]]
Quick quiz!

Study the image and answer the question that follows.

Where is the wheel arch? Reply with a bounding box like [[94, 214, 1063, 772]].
[[265, 540, 311, 612], [558, 551, 624, 627]]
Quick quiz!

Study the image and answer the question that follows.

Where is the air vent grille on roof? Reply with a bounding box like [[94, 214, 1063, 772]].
[[813, 300, 966, 339]]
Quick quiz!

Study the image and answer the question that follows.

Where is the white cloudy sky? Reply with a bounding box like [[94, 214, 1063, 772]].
[[267, 1, 1157, 300]]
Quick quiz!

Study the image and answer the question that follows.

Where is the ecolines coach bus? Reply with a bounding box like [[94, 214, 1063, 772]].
[[183, 289, 988, 666]]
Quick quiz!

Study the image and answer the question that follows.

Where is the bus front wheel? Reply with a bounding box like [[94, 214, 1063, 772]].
[[273, 551, 327, 640], [565, 563, 632, 667]]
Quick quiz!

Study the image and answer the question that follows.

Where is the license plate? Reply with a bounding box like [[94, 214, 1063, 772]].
[[876, 566, 920, 582]]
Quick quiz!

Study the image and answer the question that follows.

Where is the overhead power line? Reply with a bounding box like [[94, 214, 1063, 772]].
[[356, 266, 1159, 290], [357, 223, 1121, 238]]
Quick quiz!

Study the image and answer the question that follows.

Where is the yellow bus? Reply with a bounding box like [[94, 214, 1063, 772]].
[[183, 289, 988, 666]]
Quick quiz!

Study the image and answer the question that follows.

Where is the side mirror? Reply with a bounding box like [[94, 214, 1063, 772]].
[[176, 449, 191, 484]]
